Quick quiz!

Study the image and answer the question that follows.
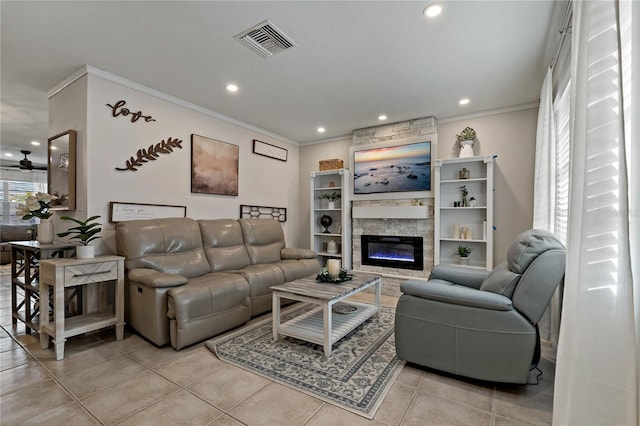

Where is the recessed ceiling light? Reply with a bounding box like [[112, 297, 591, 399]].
[[30, 141, 40, 146], [424, 4, 442, 18], [317, 127, 326, 133], [459, 98, 470, 105], [226, 84, 238, 92], [378, 115, 388, 121], [5, 153, 13, 157]]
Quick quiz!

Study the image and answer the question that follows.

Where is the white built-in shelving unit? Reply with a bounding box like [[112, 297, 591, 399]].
[[434, 155, 495, 270], [310, 168, 352, 270]]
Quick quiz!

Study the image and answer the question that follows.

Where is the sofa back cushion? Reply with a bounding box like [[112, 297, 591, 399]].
[[1, 224, 34, 242], [199, 219, 251, 271], [507, 229, 566, 274], [238, 219, 285, 264], [479, 262, 521, 298], [116, 218, 211, 278]]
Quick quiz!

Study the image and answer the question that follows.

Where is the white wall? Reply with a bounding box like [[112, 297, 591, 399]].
[[299, 107, 539, 266], [50, 70, 302, 254]]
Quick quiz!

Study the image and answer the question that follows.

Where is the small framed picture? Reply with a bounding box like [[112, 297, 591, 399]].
[[253, 139, 288, 162]]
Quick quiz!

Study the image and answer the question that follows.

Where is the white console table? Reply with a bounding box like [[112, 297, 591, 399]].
[[38, 255, 125, 360]]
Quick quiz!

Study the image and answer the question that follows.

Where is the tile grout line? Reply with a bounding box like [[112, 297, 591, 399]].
[[0, 323, 105, 425]]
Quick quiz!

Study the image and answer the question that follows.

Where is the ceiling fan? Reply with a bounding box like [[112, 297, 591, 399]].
[[7, 150, 48, 171]]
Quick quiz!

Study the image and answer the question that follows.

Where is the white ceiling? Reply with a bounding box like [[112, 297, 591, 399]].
[[0, 1, 564, 167]]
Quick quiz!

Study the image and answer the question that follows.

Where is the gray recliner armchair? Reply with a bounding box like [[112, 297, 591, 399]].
[[395, 229, 566, 384]]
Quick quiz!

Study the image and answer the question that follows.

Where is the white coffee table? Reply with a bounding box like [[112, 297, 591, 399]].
[[271, 272, 381, 356]]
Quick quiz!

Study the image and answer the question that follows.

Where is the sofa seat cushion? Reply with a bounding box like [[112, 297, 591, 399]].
[[276, 259, 320, 282], [166, 272, 250, 320], [229, 264, 285, 300]]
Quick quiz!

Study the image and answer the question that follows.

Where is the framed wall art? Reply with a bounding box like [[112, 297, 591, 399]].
[[191, 134, 239, 196], [252, 139, 287, 162], [109, 202, 186, 222], [240, 204, 287, 222], [350, 134, 437, 200]]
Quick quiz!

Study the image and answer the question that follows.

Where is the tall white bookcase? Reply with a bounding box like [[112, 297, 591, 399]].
[[434, 155, 495, 270], [310, 168, 352, 270]]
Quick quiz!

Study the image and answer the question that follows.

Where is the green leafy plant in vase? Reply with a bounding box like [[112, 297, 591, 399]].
[[319, 192, 341, 208], [456, 127, 477, 158], [457, 245, 472, 265], [57, 215, 102, 259]]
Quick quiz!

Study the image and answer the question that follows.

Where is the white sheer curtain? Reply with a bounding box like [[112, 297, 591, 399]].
[[533, 67, 561, 346], [553, 1, 639, 425], [533, 67, 557, 235]]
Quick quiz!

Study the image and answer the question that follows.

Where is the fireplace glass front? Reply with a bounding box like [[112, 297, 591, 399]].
[[361, 235, 423, 270]]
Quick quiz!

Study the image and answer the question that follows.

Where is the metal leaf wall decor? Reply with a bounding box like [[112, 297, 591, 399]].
[[115, 137, 183, 172]]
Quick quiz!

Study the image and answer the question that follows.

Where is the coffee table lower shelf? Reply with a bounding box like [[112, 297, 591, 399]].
[[277, 301, 377, 352]]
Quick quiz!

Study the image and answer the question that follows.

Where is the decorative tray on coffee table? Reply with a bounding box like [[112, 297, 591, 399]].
[[316, 270, 353, 283]]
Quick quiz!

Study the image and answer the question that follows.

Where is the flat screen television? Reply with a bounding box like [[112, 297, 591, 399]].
[[353, 141, 431, 194]]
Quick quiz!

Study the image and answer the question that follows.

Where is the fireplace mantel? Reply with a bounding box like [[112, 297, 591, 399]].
[[352, 205, 428, 219]]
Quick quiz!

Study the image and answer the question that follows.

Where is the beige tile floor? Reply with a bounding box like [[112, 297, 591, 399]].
[[0, 267, 555, 425]]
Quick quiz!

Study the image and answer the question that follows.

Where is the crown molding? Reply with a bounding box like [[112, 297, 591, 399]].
[[47, 65, 297, 146], [437, 102, 540, 124]]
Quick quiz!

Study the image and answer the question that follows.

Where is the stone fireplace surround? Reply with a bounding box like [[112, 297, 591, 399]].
[[351, 117, 436, 297]]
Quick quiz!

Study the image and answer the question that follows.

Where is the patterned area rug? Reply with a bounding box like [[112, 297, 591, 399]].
[[206, 303, 404, 419]]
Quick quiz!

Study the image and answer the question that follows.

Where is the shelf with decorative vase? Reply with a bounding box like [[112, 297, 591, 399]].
[[434, 155, 495, 270], [310, 168, 351, 269]]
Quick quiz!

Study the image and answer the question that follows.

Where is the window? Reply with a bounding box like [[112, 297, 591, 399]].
[[0, 176, 47, 225]]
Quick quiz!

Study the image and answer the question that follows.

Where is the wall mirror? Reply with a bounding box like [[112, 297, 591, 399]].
[[48, 129, 76, 210]]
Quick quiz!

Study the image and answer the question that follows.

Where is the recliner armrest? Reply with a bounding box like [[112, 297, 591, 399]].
[[401, 279, 513, 311], [281, 247, 318, 260], [429, 264, 489, 289], [128, 268, 188, 288]]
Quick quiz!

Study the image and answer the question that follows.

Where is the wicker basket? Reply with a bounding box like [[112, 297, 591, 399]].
[[319, 159, 344, 171]]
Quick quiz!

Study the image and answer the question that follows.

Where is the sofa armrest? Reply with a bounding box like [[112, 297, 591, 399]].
[[281, 247, 318, 260], [128, 268, 188, 288], [400, 279, 513, 311], [429, 264, 489, 289]]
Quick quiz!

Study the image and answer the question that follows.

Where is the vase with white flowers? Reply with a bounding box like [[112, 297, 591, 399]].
[[56, 215, 102, 259], [15, 192, 59, 243]]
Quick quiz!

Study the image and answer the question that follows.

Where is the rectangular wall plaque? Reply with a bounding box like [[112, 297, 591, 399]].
[[252, 139, 288, 162], [109, 202, 187, 223]]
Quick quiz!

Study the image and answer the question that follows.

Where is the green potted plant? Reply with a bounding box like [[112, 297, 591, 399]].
[[56, 215, 102, 259], [456, 127, 477, 158], [457, 245, 472, 265], [319, 192, 341, 209]]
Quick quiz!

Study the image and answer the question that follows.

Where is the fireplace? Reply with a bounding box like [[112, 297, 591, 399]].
[[361, 235, 423, 271]]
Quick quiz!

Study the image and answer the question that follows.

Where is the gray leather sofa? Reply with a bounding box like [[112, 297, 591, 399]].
[[116, 218, 320, 349], [1, 224, 35, 264], [395, 229, 566, 384]]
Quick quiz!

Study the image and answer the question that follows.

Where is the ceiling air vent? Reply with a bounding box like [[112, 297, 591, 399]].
[[234, 20, 296, 59]]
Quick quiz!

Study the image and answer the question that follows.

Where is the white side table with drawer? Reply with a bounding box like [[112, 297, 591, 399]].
[[39, 255, 125, 360]]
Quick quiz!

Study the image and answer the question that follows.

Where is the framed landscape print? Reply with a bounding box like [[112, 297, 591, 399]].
[[191, 134, 239, 196]]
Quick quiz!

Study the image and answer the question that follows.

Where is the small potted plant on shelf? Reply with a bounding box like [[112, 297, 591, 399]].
[[319, 192, 341, 209], [460, 185, 469, 207], [56, 215, 102, 259], [456, 127, 477, 158], [457, 245, 472, 265]]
